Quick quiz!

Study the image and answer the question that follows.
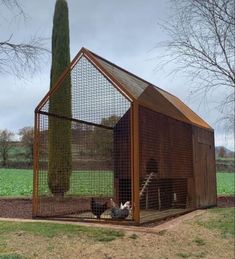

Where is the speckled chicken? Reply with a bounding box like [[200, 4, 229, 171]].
[[110, 201, 131, 220]]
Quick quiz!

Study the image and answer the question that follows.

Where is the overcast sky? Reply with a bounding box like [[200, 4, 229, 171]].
[[0, 0, 234, 150]]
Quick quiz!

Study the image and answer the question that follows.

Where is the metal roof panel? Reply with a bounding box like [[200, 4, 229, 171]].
[[83, 48, 212, 130]]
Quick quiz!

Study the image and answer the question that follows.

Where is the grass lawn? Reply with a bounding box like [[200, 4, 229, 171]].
[[0, 208, 234, 258], [0, 221, 124, 258], [0, 221, 124, 241], [216, 172, 235, 196], [196, 208, 234, 238]]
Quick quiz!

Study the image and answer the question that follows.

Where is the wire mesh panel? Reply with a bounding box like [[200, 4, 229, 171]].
[[139, 106, 195, 224], [34, 55, 132, 221]]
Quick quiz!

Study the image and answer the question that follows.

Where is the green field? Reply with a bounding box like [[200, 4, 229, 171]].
[[0, 169, 234, 197], [0, 169, 113, 197], [216, 172, 235, 196], [0, 169, 33, 196]]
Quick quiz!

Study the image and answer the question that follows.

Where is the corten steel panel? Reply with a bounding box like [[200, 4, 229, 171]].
[[192, 127, 217, 208], [158, 89, 212, 129], [138, 106, 195, 222], [33, 55, 132, 222], [138, 85, 191, 125], [113, 110, 131, 204], [139, 106, 193, 178], [132, 101, 140, 224], [32, 112, 40, 217]]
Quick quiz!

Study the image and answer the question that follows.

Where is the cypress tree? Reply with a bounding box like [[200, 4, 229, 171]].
[[48, 0, 72, 197]]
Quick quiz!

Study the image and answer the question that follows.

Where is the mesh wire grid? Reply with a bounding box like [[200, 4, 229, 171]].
[[35, 56, 132, 221]]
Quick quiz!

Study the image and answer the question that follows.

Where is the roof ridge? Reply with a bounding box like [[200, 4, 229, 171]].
[[82, 47, 212, 130], [84, 48, 176, 98]]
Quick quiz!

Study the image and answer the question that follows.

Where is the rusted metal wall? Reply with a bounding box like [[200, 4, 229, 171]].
[[113, 109, 132, 205], [139, 106, 193, 179], [192, 126, 217, 208], [138, 106, 195, 219]]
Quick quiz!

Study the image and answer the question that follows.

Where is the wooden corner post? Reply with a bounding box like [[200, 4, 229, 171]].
[[131, 101, 140, 224], [32, 111, 40, 217]]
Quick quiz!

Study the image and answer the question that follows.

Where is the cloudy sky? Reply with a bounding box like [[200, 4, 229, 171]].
[[0, 0, 234, 150]]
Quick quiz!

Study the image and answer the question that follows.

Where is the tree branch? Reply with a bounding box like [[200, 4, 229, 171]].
[[155, 0, 235, 129]]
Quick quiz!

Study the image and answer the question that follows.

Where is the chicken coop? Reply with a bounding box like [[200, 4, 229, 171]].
[[32, 47, 217, 225]]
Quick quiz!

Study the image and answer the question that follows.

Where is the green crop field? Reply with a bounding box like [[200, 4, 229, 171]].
[[0, 169, 234, 197], [40, 170, 113, 197], [0, 169, 33, 196], [0, 169, 113, 197], [216, 172, 235, 196]]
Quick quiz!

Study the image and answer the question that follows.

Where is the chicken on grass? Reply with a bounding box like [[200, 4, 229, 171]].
[[90, 198, 108, 219], [110, 200, 131, 220]]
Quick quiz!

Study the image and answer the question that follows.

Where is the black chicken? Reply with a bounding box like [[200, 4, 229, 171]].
[[90, 198, 108, 219]]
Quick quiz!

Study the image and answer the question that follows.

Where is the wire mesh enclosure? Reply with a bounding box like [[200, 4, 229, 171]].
[[33, 48, 216, 225], [34, 54, 132, 222]]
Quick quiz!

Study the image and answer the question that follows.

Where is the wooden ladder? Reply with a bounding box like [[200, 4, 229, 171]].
[[139, 172, 154, 198]]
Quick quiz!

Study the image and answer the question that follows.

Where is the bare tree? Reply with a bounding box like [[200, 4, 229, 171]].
[[1, 0, 26, 18], [157, 0, 234, 129], [19, 126, 34, 165], [0, 0, 49, 78], [0, 129, 14, 167]]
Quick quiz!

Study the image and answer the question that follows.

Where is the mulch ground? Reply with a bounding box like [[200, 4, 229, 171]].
[[217, 195, 235, 208], [0, 198, 32, 219], [0, 196, 234, 220]]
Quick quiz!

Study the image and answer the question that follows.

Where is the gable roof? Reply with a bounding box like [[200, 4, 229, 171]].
[[82, 48, 212, 130], [36, 47, 212, 130]]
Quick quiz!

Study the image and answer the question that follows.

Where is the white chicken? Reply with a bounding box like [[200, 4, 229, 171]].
[[111, 199, 131, 210]]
